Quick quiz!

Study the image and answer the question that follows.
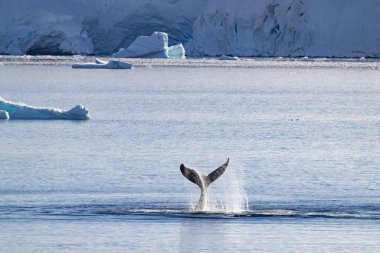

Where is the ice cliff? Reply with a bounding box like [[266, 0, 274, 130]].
[[0, 0, 379, 57]]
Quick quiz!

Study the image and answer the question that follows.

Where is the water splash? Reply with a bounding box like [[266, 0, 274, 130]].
[[189, 166, 249, 214]]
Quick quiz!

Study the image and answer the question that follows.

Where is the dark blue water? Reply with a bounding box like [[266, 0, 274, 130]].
[[0, 61, 379, 252]]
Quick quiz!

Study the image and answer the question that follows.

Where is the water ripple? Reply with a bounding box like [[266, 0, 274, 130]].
[[1, 204, 379, 221]]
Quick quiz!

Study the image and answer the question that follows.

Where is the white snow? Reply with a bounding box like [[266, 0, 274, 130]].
[[0, 0, 379, 57], [0, 97, 90, 120], [72, 59, 133, 69], [112, 32, 185, 59]]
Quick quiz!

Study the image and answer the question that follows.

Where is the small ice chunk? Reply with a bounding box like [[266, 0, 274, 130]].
[[167, 44, 186, 59], [219, 55, 240, 60], [67, 105, 88, 117], [72, 59, 132, 69], [106, 60, 133, 69], [0, 110, 9, 119], [95, 58, 107, 64]]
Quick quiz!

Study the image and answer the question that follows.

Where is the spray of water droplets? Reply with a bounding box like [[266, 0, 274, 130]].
[[189, 165, 249, 214]]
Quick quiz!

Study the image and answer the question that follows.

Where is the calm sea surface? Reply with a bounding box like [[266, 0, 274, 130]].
[[0, 59, 379, 252]]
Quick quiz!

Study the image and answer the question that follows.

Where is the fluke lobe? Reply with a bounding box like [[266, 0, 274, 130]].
[[180, 158, 229, 211]]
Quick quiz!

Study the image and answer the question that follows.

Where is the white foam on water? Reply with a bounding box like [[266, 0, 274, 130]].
[[189, 165, 249, 214]]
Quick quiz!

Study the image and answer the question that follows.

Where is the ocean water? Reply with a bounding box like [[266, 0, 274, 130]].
[[0, 59, 379, 252]]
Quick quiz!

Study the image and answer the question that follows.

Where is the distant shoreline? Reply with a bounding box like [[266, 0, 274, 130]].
[[0, 55, 379, 70]]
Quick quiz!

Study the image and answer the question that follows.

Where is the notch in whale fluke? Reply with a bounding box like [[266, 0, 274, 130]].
[[180, 158, 229, 188]]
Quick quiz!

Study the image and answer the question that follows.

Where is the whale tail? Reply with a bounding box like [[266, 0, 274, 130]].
[[180, 158, 229, 189]]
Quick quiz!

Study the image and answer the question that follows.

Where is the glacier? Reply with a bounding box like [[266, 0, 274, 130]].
[[0, 0, 379, 58], [0, 97, 90, 120]]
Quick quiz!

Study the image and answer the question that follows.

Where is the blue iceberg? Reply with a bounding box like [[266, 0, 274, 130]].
[[167, 44, 186, 59], [0, 97, 90, 120], [112, 32, 185, 59]]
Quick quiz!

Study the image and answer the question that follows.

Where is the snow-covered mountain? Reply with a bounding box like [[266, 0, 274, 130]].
[[0, 0, 379, 57]]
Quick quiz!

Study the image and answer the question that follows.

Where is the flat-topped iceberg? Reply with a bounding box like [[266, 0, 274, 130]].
[[112, 32, 185, 59], [72, 59, 132, 69], [0, 97, 89, 120]]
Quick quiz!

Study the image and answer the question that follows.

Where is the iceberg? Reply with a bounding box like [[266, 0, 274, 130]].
[[167, 44, 186, 59], [72, 59, 133, 69], [0, 97, 89, 120], [219, 55, 240, 61], [112, 32, 185, 59], [112, 32, 167, 58]]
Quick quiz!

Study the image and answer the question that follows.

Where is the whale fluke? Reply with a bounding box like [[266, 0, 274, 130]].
[[206, 158, 229, 185], [180, 158, 229, 210], [180, 164, 204, 188]]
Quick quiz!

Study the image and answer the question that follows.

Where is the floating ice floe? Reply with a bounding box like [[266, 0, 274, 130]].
[[72, 59, 132, 69], [0, 97, 89, 120], [219, 55, 240, 61], [112, 32, 185, 59]]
